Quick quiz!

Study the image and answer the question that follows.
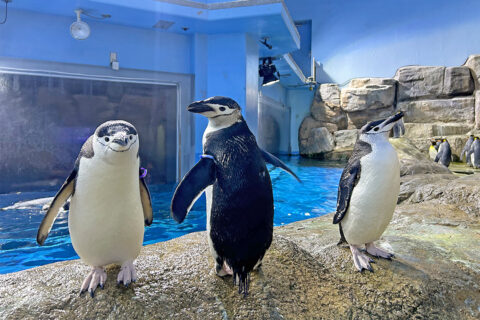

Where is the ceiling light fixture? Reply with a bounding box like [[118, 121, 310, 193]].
[[70, 9, 90, 40], [259, 57, 280, 86]]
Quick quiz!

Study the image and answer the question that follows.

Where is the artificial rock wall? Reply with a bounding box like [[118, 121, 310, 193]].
[[299, 54, 480, 160]]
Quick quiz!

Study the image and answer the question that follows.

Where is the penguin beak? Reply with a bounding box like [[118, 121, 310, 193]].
[[187, 101, 214, 114], [112, 138, 128, 146], [379, 111, 404, 129]]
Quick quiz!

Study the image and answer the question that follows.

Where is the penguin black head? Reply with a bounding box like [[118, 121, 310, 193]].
[[187, 96, 241, 119], [360, 111, 404, 135], [93, 120, 139, 155], [430, 140, 436, 146]]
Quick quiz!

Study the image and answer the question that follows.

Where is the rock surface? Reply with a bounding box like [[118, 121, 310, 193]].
[[395, 66, 445, 101], [398, 97, 475, 123], [464, 54, 480, 86], [443, 66, 474, 96], [1, 199, 479, 319], [333, 129, 358, 149], [310, 84, 347, 131], [299, 126, 334, 156]]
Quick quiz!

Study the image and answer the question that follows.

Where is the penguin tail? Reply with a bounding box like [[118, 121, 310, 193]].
[[233, 270, 250, 297]]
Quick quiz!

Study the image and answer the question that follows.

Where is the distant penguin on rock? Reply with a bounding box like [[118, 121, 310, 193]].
[[460, 134, 474, 165], [467, 137, 480, 168], [461, 135, 475, 165], [334, 112, 404, 272], [429, 140, 438, 161], [37, 121, 153, 297], [171, 96, 300, 296], [434, 138, 452, 167]]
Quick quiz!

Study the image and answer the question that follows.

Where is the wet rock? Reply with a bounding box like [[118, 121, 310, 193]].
[[2, 203, 479, 319], [443, 66, 474, 96], [395, 66, 445, 101], [397, 97, 475, 124], [333, 129, 358, 149]]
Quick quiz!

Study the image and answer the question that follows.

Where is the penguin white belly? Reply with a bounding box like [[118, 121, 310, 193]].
[[342, 144, 400, 245], [205, 186, 219, 259], [472, 153, 475, 165], [429, 147, 437, 161], [69, 158, 144, 267]]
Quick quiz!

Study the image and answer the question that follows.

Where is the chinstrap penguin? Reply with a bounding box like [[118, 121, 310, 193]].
[[37, 120, 153, 297], [171, 96, 300, 296], [467, 136, 480, 168], [434, 138, 452, 167], [460, 135, 474, 165], [334, 112, 404, 272]]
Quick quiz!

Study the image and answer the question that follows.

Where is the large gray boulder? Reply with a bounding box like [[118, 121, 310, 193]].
[[340, 83, 395, 112], [464, 54, 480, 86], [476, 90, 480, 129], [397, 97, 475, 123], [348, 77, 397, 88], [333, 129, 358, 149], [344, 106, 394, 129], [395, 66, 445, 101], [310, 84, 347, 130], [443, 66, 474, 96], [299, 126, 334, 156], [1, 202, 479, 319], [403, 123, 471, 139]]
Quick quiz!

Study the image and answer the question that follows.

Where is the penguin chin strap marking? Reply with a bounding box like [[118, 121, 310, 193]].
[[140, 167, 148, 178]]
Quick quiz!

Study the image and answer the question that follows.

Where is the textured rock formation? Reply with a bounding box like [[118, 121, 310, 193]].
[[299, 125, 334, 156], [443, 66, 474, 96], [340, 78, 396, 129], [395, 66, 445, 101], [464, 54, 480, 86], [398, 97, 475, 123], [310, 84, 347, 131], [2, 197, 479, 319], [333, 129, 358, 149]]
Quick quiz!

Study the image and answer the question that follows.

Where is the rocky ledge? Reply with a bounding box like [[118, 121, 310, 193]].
[[1, 180, 479, 319]]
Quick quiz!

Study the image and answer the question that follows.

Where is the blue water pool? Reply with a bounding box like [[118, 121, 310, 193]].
[[0, 157, 343, 274]]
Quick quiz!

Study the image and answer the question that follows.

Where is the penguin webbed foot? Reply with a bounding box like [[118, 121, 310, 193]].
[[215, 260, 233, 278], [80, 266, 107, 298], [366, 242, 395, 260], [350, 245, 374, 273], [117, 260, 137, 287], [233, 271, 250, 297]]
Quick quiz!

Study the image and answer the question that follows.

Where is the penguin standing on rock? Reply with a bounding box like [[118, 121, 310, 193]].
[[429, 140, 438, 161], [460, 135, 474, 165], [37, 120, 153, 297], [171, 96, 300, 296], [334, 112, 404, 272], [434, 138, 452, 167], [467, 137, 480, 168]]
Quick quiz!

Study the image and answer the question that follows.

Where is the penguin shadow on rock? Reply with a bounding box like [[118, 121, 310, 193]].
[[36, 120, 153, 298], [334, 111, 405, 273], [171, 96, 301, 297]]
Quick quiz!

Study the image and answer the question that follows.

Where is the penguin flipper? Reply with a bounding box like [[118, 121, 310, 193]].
[[434, 151, 441, 163], [260, 149, 301, 182], [171, 157, 216, 223], [139, 176, 153, 226], [37, 169, 77, 245], [333, 161, 360, 224]]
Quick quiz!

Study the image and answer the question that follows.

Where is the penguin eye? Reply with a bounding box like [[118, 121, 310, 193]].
[[373, 127, 379, 131], [219, 107, 226, 112], [129, 135, 133, 140], [104, 137, 110, 142]]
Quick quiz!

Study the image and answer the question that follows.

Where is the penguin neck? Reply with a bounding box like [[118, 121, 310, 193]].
[[359, 132, 390, 151], [202, 115, 244, 148]]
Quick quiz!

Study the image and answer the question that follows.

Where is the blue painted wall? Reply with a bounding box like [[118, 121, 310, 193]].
[[285, 0, 480, 84], [0, 9, 193, 74]]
